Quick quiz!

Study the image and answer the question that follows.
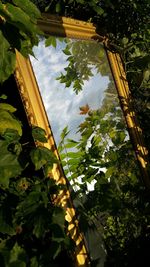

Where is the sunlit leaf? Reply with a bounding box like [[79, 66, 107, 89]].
[[0, 109, 22, 136], [30, 146, 58, 170]]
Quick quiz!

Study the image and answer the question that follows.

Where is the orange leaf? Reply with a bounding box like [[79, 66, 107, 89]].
[[79, 104, 90, 115]]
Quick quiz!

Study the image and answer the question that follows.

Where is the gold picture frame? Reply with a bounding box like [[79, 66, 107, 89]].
[[15, 14, 149, 267]]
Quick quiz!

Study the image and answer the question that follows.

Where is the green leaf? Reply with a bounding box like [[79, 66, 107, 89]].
[[33, 214, 46, 238], [12, 0, 41, 21], [64, 139, 78, 149], [93, 6, 104, 15], [0, 30, 16, 83], [0, 94, 7, 100], [1, 129, 20, 144], [30, 257, 38, 267], [66, 151, 83, 159], [8, 242, 26, 267], [52, 207, 65, 227], [45, 36, 57, 48], [56, 2, 61, 13], [60, 126, 70, 140], [43, 162, 54, 176], [122, 37, 129, 45], [0, 103, 16, 113], [30, 146, 58, 170], [32, 126, 47, 143], [0, 241, 26, 267], [62, 48, 71, 56], [0, 109, 22, 136], [0, 140, 22, 187], [0, 210, 15, 235], [6, 3, 40, 36]]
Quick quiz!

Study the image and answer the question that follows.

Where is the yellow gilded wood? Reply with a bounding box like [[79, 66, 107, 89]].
[[106, 50, 150, 189], [15, 52, 90, 267]]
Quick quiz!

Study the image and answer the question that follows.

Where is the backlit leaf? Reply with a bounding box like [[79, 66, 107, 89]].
[[0, 30, 16, 83], [0, 140, 22, 187]]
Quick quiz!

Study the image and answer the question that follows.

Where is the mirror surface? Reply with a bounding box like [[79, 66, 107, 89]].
[[30, 36, 141, 266], [30, 37, 133, 187], [30, 38, 115, 144]]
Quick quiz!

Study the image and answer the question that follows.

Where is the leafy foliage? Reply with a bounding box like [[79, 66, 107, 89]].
[[0, 97, 72, 266], [57, 39, 109, 94], [0, 0, 41, 83], [58, 80, 150, 266]]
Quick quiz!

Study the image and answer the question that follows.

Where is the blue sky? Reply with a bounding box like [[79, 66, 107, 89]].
[[30, 38, 110, 145]]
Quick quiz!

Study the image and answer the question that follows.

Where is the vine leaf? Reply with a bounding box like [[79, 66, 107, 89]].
[[30, 146, 58, 171], [32, 125, 47, 143], [0, 140, 22, 188], [0, 30, 16, 84], [0, 109, 22, 136], [12, 0, 41, 21]]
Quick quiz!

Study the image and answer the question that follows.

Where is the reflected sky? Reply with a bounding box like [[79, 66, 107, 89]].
[[30, 38, 110, 144]]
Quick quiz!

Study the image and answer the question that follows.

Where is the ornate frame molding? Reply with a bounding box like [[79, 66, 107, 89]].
[[15, 15, 150, 267]]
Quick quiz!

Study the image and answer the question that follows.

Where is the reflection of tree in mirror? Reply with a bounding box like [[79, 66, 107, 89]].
[[55, 39, 110, 94], [58, 78, 130, 188], [58, 78, 150, 267]]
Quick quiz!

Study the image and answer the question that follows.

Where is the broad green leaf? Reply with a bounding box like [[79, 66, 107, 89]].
[[0, 210, 15, 235], [0, 109, 22, 136], [52, 206, 65, 227], [66, 151, 83, 159], [30, 146, 58, 170], [12, 0, 41, 21], [0, 140, 22, 187], [32, 125, 47, 143], [0, 94, 7, 100], [0, 30, 16, 83], [0, 103, 16, 113], [0, 2, 10, 20], [0, 241, 26, 267], [15, 191, 42, 219], [93, 6, 104, 15], [30, 257, 38, 267], [8, 243, 26, 267], [68, 158, 81, 165], [44, 162, 54, 176], [33, 214, 46, 238], [6, 4, 40, 36], [1, 129, 20, 144], [45, 36, 57, 48], [62, 48, 71, 56], [56, 2, 61, 13]]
